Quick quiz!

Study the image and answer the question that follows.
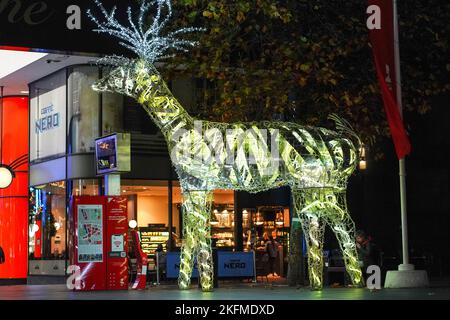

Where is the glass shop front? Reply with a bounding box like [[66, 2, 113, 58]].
[[26, 63, 292, 282]]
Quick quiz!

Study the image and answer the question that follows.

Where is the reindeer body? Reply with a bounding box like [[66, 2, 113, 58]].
[[94, 59, 364, 291], [172, 120, 358, 193]]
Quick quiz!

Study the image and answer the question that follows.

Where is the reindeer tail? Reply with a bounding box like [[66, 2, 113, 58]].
[[328, 113, 362, 155]]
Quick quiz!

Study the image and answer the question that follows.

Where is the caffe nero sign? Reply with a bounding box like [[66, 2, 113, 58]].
[[0, 0, 129, 55], [35, 103, 60, 134]]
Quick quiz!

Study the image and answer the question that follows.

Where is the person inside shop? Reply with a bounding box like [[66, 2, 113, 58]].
[[355, 230, 379, 278], [265, 236, 280, 278], [0, 245, 5, 264], [165, 232, 178, 251], [154, 244, 167, 280], [259, 232, 270, 248]]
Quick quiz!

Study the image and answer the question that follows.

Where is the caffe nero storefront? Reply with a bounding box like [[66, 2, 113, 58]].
[[0, 0, 293, 284]]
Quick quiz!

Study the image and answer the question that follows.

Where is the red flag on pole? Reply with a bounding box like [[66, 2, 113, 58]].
[[368, 0, 411, 159]]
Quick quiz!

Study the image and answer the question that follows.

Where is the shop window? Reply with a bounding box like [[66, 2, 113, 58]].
[[210, 190, 235, 249], [29, 182, 66, 276], [120, 181, 236, 256], [102, 92, 124, 136], [68, 66, 100, 154], [121, 180, 173, 259], [71, 179, 100, 196], [253, 206, 290, 248], [252, 206, 290, 278], [123, 97, 159, 135], [30, 70, 67, 162]]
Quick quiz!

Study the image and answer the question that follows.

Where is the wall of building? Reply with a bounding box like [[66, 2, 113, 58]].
[[0, 96, 29, 281]]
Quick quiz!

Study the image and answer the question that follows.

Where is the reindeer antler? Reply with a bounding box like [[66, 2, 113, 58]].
[[87, 0, 204, 64]]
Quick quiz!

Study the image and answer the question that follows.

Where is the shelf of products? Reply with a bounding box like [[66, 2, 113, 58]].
[[138, 225, 169, 257], [210, 205, 235, 248], [208, 205, 290, 252], [253, 206, 289, 250]]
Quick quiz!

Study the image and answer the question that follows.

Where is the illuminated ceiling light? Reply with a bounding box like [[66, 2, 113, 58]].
[[255, 212, 264, 225], [0, 50, 47, 79], [0, 165, 14, 189], [128, 220, 138, 229], [54, 222, 61, 231]]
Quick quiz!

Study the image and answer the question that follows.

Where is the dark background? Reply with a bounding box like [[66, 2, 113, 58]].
[[0, 0, 129, 55], [347, 93, 450, 277]]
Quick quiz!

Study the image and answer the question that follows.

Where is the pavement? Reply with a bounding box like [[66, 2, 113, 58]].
[[0, 282, 450, 300]]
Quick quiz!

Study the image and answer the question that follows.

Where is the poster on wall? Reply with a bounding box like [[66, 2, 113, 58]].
[[77, 205, 104, 263], [29, 71, 67, 162]]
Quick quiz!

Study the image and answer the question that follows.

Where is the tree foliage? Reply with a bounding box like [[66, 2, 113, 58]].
[[161, 0, 449, 157]]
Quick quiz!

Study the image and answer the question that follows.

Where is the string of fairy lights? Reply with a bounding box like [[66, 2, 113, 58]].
[[87, 0, 205, 65]]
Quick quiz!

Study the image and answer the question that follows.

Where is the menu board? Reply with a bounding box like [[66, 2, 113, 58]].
[[77, 205, 104, 262], [139, 228, 169, 256]]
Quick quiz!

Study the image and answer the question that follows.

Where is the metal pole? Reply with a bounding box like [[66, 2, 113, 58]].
[[393, 0, 412, 269], [156, 252, 160, 285], [168, 177, 173, 251]]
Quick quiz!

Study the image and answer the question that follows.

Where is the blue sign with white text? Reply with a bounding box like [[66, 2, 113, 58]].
[[166, 252, 199, 278], [218, 252, 254, 278]]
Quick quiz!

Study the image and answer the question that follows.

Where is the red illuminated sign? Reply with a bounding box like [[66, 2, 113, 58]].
[[0, 96, 29, 280]]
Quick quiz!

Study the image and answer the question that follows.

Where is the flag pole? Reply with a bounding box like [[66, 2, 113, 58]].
[[392, 0, 413, 271], [385, 0, 428, 287]]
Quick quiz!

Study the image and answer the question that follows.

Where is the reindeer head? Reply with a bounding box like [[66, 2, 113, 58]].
[[88, 0, 203, 96]]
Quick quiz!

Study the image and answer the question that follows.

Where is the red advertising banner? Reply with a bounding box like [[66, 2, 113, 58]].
[[368, 0, 411, 159]]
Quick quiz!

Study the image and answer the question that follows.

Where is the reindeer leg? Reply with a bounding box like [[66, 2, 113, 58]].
[[293, 189, 326, 290], [178, 193, 198, 290], [194, 191, 214, 292], [322, 190, 364, 288], [178, 190, 214, 292]]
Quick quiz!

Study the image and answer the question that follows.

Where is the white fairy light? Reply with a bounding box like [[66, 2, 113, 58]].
[[87, 0, 205, 65]]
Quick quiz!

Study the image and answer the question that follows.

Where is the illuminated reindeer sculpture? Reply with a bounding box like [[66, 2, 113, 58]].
[[88, 0, 363, 291]]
